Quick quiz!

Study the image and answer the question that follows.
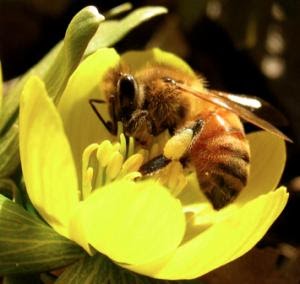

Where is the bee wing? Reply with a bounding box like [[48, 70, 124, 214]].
[[176, 83, 292, 142], [214, 92, 289, 127]]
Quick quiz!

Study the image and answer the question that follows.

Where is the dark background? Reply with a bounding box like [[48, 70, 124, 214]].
[[1, 0, 299, 282]]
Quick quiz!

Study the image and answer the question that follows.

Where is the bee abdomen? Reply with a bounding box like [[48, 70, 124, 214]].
[[191, 132, 250, 209]]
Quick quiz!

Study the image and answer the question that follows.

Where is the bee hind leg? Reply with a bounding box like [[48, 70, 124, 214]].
[[139, 155, 171, 175], [139, 119, 204, 175]]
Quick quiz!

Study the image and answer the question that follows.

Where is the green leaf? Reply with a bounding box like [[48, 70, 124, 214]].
[[0, 195, 85, 275], [0, 123, 19, 178], [0, 6, 102, 133], [85, 6, 168, 56], [104, 2, 133, 18], [55, 254, 183, 284], [44, 6, 105, 102], [0, 6, 103, 178]]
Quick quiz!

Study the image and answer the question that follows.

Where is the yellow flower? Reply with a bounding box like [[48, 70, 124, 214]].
[[19, 48, 288, 280]]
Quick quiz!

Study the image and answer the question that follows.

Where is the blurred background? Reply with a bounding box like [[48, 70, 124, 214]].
[[1, 0, 299, 283]]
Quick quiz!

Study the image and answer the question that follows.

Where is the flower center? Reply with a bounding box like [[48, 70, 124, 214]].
[[81, 129, 188, 200]]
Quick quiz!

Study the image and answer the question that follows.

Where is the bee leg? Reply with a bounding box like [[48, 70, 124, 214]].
[[164, 119, 204, 160], [89, 98, 117, 135], [125, 110, 154, 145], [139, 155, 171, 175], [139, 119, 204, 175]]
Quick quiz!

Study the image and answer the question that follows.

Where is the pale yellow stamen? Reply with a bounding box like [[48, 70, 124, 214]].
[[81, 126, 190, 200], [119, 153, 144, 178], [137, 148, 149, 162], [119, 133, 127, 158], [113, 142, 121, 152], [106, 151, 124, 182], [128, 136, 135, 157], [82, 167, 94, 199], [97, 140, 114, 167], [123, 172, 142, 181], [149, 143, 160, 160], [81, 143, 99, 199], [81, 131, 144, 198], [157, 161, 187, 197]]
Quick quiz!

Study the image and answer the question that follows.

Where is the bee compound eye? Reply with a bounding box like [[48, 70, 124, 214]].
[[117, 74, 138, 115], [117, 74, 137, 99]]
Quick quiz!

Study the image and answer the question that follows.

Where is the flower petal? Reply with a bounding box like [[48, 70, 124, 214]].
[[19, 76, 79, 237], [236, 131, 286, 204], [129, 187, 288, 279], [121, 48, 194, 75], [58, 48, 120, 178], [69, 180, 185, 265]]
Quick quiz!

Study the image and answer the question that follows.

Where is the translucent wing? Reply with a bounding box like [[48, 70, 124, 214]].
[[215, 92, 289, 126], [176, 82, 292, 142]]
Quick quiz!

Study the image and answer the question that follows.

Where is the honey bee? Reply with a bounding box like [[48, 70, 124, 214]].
[[90, 63, 290, 209]]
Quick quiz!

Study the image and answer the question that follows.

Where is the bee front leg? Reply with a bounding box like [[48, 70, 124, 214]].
[[139, 119, 204, 175], [124, 110, 154, 145], [89, 98, 117, 135]]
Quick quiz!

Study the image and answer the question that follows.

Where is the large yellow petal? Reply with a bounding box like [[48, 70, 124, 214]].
[[69, 180, 185, 265], [58, 48, 120, 179], [121, 48, 194, 75], [19, 76, 79, 237], [127, 187, 288, 279], [236, 131, 286, 204]]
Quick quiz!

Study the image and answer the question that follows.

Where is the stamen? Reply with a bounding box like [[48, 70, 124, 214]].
[[175, 175, 188, 196], [137, 148, 149, 162], [82, 167, 94, 199], [123, 172, 142, 181], [119, 133, 127, 158], [156, 161, 187, 197], [128, 136, 135, 157], [106, 151, 124, 182], [81, 143, 99, 200], [97, 140, 114, 167], [119, 153, 144, 178], [113, 142, 121, 152], [94, 163, 105, 189], [149, 143, 160, 160], [80, 124, 190, 200]]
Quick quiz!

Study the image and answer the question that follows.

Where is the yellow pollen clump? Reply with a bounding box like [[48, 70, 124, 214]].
[[163, 128, 193, 160]]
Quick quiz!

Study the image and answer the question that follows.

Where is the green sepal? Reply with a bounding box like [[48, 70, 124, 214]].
[[2, 274, 41, 284], [55, 254, 201, 284], [104, 2, 133, 18], [0, 195, 85, 275], [85, 6, 168, 56], [0, 6, 103, 178], [0, 124, 19, 178], [44, 6, 105, 102], [0, 178, 23, 205]]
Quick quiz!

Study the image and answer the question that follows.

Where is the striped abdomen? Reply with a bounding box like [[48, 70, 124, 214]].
[[189, 111, 250, 209]]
